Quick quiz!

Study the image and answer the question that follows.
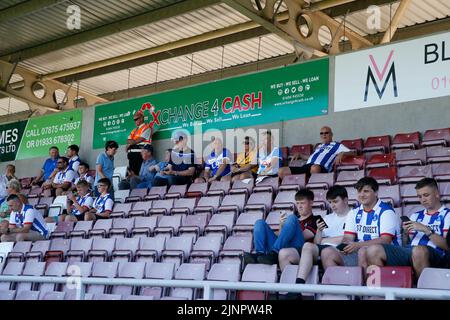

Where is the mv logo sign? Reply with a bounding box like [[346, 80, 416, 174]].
[[364, 50, 398, 101]]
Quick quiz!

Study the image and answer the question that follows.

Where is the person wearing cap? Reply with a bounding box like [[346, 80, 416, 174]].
[[153, 130, 196, 187], [119, 144, 158, 190], [126, 110, 153, 176]]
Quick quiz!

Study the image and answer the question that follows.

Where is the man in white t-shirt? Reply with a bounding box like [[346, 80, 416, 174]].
[[257, 130, 282, 177], [47, 157, 75, 196], [321, 177, 400, 271], [0, 194, 48, 241], [284, 185, 352, 299], [366, 178, 449, 277]]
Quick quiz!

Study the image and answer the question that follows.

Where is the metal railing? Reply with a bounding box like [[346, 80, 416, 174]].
[[0, 275, 449, 300]]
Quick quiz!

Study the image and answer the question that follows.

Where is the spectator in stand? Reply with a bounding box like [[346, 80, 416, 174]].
[[231, 136, 258, 181], [321, 177, 400, 271], [151, 149, 172, 185], [0, 179, 28, 233], [94, 140, 118, 198], [119, 144, 158, 190], [66, 144, 81, 177], [257, 130, 282, 178], [31, 146, 60, 186], [0, 194, 48, 242], [72, 162, 94, 190], [195, 137, 232, 183], [278, 127, 354, 179], [126, 110, 154, 176], [285, 185, 352, 299], [244, 188, 319, 266], [0, 164, 17, 204], [85, 178, 114, 221], [366, 178, 449, 278], [64, 180, 94, 223], [153, 131, 196, 187], [43, 157, 75, 196]]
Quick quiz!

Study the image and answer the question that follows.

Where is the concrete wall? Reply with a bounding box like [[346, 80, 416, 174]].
[[1, 57, 449, 178]]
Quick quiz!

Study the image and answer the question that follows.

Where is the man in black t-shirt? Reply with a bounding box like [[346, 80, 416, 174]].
[[153, 131, 196, 187]]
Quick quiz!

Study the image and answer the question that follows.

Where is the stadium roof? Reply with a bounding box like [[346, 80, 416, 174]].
[[0, 0, 449, 121]]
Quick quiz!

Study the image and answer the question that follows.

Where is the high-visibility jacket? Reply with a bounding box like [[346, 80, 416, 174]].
[[128, 123, 152, 145]]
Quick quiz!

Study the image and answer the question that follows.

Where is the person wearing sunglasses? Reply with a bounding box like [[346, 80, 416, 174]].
[[85, 178, 114, 221], [126, 110, 155, 176], [279, 126, 354, 179], [231, 136, 258, 181], [43, 157, 75, 196]]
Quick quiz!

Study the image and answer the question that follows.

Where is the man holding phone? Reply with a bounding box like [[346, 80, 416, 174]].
[[366, 178, 449, 277], [321, 177, 400, 270], [244, 188, 319, 266]]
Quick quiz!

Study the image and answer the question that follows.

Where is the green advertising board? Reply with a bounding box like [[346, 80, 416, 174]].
[[93, 58, 329, 149], [0, 120, 27, 162], [15, 109, 83, 160]]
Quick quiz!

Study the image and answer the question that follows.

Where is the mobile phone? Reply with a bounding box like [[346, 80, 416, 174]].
[[336, 243, 347, 251], [316, 216, 328, 228], [400, 216, 410, 223]]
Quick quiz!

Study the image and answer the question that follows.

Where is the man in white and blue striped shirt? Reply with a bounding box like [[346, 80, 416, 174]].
[[280, 127, 354, 178], [366, 178, 449, 277]]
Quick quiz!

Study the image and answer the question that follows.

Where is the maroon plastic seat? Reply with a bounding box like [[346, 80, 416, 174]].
[[86, 262, 119, 295], [131, 216, 159, 237], [218, 194, 247, 217], [336, 155, 366, 172], [207, 263, 241, 300], [50, 221, 75, 239], [432, 163, 450, 182], [367, 266, 413, 288], [244, 192, 272, 215], [0, 290, 15, 300], [40, 291, 66, 300], [136, 237, 166, 262], [290, 144, 313, 157], [378, 185, 400, 207], [109, 218, 135, 238], [69, 221, 93, 238], [66, 239, 94, 263], [204, 214, 235, 241], [366, 153, 396, 169], [194, 196, 222, 216], [219, 236, 252, 268], [190, 236, 222, 270], [16, 261, 46, 293], [169, 263, 206, 300], [207, 181, 231, 197], [253, 177, 279, 193], [110, 203, 133, 218], [15, 290, 40, 300], [340, 139, 364, 154], [336, 170, 364, 187], [363, 135, 391, 153], [185, 182, 209, 198], [165, 184, 188, 199], [111, 262, 146, 298], [112, 237, 140, 262], [62, 262, 93, 294], [417, 268, 450, 290], [141, 262, 175, 299], [426, 146, 450, 164], [306, 173, 334, 189], [0, 262, 25, 290], [391, 132, 421, 151], [230, 179, 254, 196], [28, 186, 43, 199], [171, 198, 197, 216], [395, 149, 427, 167], [88, 219, 113, 238], [161, 236, 194, 269], [154, 215, 182, 236], [320, 266, 363, 300], [439, 182, 450, 202], [26, 240, 51, 262], [45, 238, 71, 263], [402, 205, 424, 218], [39, 262, 69, 296], [34, 196, 54, 216], [125, 188, 148, 203], [238, 264, 278, 300], [312, 189, 328, 210], [149, 199, 174, 216], [272, 191, 297, 212], [279, 174, 306, 192], [400, 184, 420, 205], [128, 201, 153, 217], [397, 165, 432, 184], [145, 186, 167, 201], [421, 127, 450, 147], [87, 238, 116, 262], [7, 242, 33, 263], [232, 212, 263, 235], [179, 214, 209, 239], [345, 187, 358, 206], [368, 167, 397, 185]]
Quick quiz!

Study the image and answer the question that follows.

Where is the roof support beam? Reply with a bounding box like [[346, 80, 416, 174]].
[[380, 0, 413, 44], [0, 0, 64, 23], [322, 0, 398, 17], [309, 0, 356, 12], [0, 0, 220, 62]]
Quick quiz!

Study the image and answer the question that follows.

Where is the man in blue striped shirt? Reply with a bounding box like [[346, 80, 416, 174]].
[[366, 178, 449, 277], [279, 127, 354, 178]]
